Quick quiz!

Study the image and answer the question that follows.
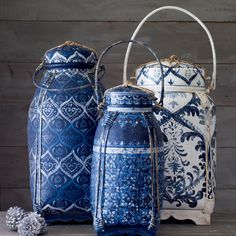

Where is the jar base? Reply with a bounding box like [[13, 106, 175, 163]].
[[161, 209, 212, 225], [97, 227, 156, 236]]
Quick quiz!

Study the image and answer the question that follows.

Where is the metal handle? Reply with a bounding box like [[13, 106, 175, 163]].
[[32, 62, 105, 91], [95, 39, 164, 105], [124, 6, 217, 91]]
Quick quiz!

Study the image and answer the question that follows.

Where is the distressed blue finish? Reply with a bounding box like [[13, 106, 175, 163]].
[[27, 41, 103, 223], [136, 56, 216, 223], [91, 85, 164, 236]]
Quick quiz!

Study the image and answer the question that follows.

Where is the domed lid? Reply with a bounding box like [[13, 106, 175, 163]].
[[136, 55, 207, 91], [43, 41, 97, 66], [104, 84, 155, 109]]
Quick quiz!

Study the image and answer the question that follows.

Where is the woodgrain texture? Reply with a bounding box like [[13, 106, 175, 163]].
[[217, 148, 236, 189], [0, 102, 29, 147], [1, 188, 32, 211], [0, 22, 234, 63], [0, 0, 236, 22], [0, 147, 29, 188]]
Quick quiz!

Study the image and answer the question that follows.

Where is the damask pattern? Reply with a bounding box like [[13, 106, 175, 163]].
[[28, 89, 99, 222], [28, 42, 101, 223]]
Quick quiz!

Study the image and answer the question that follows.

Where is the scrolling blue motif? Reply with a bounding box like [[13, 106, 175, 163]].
[[136, 57, 216, 224], [155, 92, 216, 209]]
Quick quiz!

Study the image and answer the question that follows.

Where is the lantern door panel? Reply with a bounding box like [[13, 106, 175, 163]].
[[155, 91, 216, 221]]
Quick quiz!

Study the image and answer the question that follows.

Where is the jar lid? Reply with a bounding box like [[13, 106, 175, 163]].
[[104, 84, 155, 109], [136, 55, 206, 91], [43, 41, 97, 66]]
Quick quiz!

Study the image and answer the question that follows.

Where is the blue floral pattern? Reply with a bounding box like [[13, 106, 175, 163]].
[[136, 59, 216, 219], [154, 92, 216, 209], [91, 86, 164, 235]]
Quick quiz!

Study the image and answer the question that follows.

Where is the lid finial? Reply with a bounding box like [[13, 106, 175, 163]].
[[170, 55, 180, 63]]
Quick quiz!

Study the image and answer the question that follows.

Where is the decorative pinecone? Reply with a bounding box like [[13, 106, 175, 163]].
[[6, 206, 26, 231], [17, 212, 47, 236]]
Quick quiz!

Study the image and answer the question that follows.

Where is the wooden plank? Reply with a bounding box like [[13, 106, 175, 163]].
[[217, 148, 236, 189], [1, 63, 234, 106], [0, 22, 234, 63], [0, 103, 234, 147], [217, 107, 236, 148], [0, 188, 32, 211], [0, 102, 29, 147], [0, 146, 235, 189], [0, 147, 29, 188], [0, 63, 35, 102], [210, 64, 236, 106], [0, 213, 235, 236], [215, 189, 236, 214], [0, 0, 236, 22]]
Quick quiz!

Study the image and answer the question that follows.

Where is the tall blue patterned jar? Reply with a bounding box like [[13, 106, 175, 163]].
[[27, 41, 104, 223], [90, 40, 164, 236], [124, 7, 217, 225]]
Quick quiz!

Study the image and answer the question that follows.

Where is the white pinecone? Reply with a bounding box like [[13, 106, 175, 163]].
[[17, 212, 47, 236], [6, 206, 26, 231]]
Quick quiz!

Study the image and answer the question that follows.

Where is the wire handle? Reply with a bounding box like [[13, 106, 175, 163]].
[[32, 61, 105, 91], [95, 39, 164, 105], [124, 6, 217, 91]]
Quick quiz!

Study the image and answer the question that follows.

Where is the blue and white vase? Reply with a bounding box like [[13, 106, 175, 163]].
[[90, 40, 165, 236], [27, 41, 104, 223], [135, 55, 216, 225], [91, 84, 164, 236]]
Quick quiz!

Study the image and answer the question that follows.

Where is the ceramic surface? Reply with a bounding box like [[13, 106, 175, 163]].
[[28, 42, 103, 223], [136, 57, 216, 223], [91, 85, 164, 236]]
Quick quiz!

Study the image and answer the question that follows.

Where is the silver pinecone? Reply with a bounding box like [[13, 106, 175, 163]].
[[17, 212, 47, 236], [6, 206, 26, 231]]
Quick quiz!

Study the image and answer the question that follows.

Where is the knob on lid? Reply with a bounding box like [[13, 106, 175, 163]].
[[105, 84, 155, 108], [43, 41, 97, 65]]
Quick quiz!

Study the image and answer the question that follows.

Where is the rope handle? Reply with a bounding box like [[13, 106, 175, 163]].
[[124, 6, 217, 91], [95, 39, 164, 105], [32, 61, 105, 91]]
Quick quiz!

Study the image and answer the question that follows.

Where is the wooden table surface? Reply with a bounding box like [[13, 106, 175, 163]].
[[0, 212, 235, 236]]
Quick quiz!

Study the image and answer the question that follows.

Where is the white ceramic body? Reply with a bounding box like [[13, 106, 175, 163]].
[[136, 62, 216, 225]]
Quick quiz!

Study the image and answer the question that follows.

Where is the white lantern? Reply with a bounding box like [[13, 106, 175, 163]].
[[124, 6, 216, 225]]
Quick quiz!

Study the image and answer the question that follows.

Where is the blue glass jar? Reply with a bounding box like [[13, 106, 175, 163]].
[[27, 41, 104, 223]]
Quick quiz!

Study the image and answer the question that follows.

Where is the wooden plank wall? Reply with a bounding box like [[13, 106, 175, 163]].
[[0, 0, 235, 212]]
